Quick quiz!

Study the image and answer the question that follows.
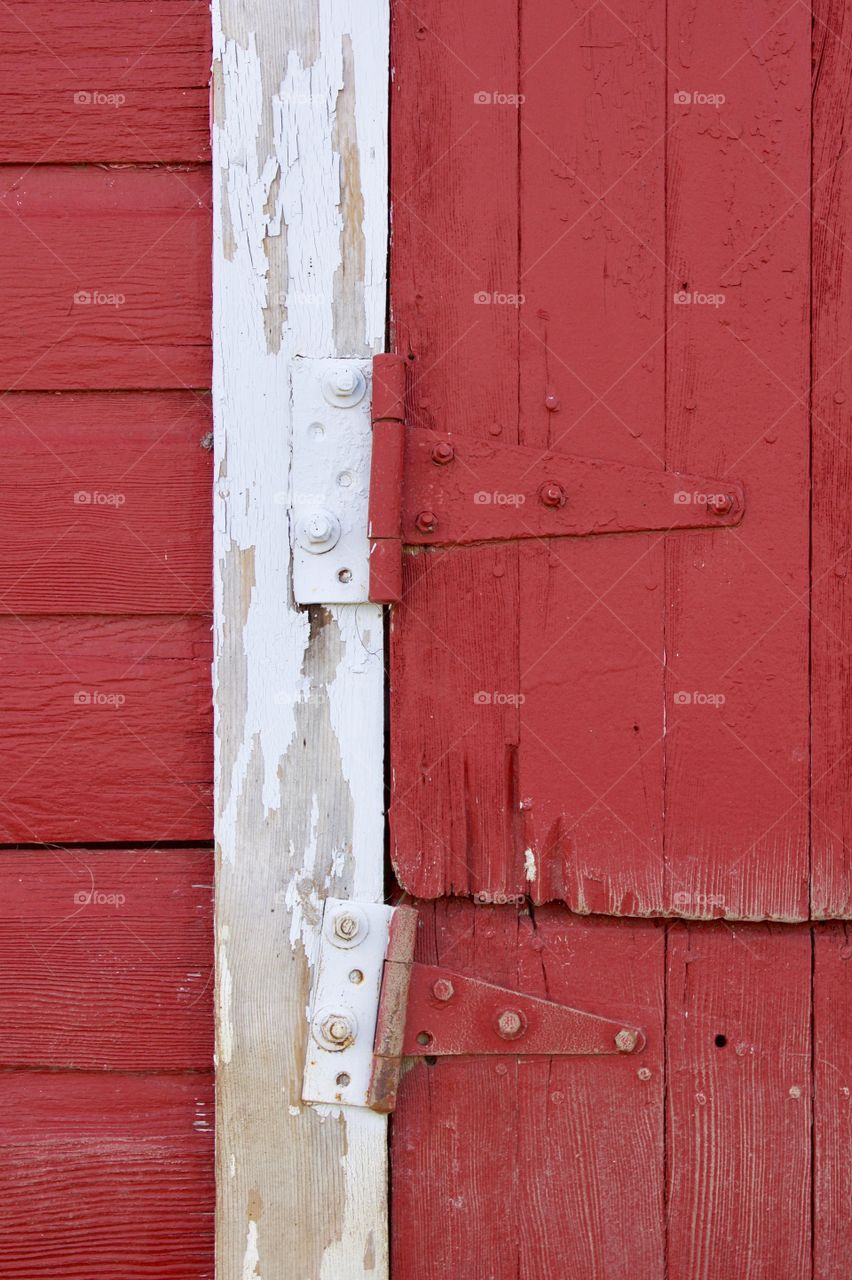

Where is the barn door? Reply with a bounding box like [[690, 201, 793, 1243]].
[[385, 0, 851, 1276]]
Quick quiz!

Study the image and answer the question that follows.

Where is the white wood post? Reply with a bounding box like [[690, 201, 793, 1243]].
[[212, 2, 389, 1275]]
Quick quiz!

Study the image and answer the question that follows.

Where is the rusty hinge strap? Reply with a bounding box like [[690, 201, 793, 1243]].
[[366, 905, 645, 1114]]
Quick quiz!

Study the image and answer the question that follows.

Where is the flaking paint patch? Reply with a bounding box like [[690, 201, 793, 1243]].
[[218, 941, 234, 1065], [524, 847, 537, 882], [242, 1219, 261, 1280]]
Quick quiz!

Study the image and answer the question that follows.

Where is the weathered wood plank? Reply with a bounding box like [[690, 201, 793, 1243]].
[[666, 923, 812, 1278], [213, 2, 388, 1277], [813, 922, 852, 1276], [0, 1072, 213, 1279], [2, 391, 212, 614], [0, 847, 212, 1070], [0, 616, 212, 842], [663, 0, 811, 919], [811, 0, 852, 917], [0, 1, 210, 162], [392, 902, 665, 1278], [0, 166, 210, 390]]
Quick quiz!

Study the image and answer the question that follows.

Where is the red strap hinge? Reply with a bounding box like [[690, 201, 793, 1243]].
[[367, 353, 407, 604]]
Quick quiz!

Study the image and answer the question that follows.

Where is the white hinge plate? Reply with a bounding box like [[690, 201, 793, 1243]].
[[291, 358, 373, 604], [302, 898, 392, 1108]]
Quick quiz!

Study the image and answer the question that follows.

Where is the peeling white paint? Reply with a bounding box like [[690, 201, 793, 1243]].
[[524, 847, 537, 882], [213, 1, 389, 1276]]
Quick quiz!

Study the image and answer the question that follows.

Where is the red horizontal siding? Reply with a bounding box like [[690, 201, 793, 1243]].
[[2, 391, 212, 613], [0, 847, 212, 1070], [0, 616, 212, 842], [0, 1073, 213, 1280], [0, 166, 211, 390], [0, 0, 210, 162]]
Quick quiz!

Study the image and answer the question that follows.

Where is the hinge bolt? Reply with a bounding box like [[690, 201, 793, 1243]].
[[333, 912, 362, 943], [432, 978, 455, 1002], [415, 509, 437, 533], [709, 493, 735, 516], [615, 1028, 639, 1053], [545, 393, 560, 412], [539, 482, 566, 509], [333, 369, 358, 395], [431, 442, 455, 465], [306, 512, 336, 544], [496, 1008, 526, 1040], [313, 1008, 358, 1051]]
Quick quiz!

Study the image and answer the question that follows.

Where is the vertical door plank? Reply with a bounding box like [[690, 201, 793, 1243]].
[[213, 3, 389, 1277], [811, 0, 852, 917], [813, 923, 852, 1277], [388, 0, 522, 902], [666, 923, 812, 1279], [664, 0, 811, 919], [392, 902, 665, 1279], [518, 0, 668, 912]]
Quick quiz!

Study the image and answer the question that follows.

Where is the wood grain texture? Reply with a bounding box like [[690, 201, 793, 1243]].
[[0, 1072, 213, 1280], [213, 3, 389, 1277], [666, 923, 812, 1279], [0, 616, 212, 842], [2, 391, 212, 613], [518, 0, 667, 913], [813, 922, 852, 1277], [0, 1, 210, 162], [392, 901, 666, 1278], [388, 0, 522, 901], [0, 847, 212, 1070], [388, 0, 820, 921], [811, 0, 852, 917], [0, 166, 211, 390]]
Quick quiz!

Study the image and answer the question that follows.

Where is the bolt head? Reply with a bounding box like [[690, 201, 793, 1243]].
[[334, 369, 357, 394], [539, 482, 566, 509], [709, 493, 735, 516], [322, 1013, 355, 1047], [431, 442, 455, 465], [432, 978, 455, 1002], [615, 1028, 639, 1054], [306, 512, 334, 543], [333, 912, 361, 942], [415, 509, 437, 533], [496, 1008, 526, 1040], [545, 393, 560, 411]]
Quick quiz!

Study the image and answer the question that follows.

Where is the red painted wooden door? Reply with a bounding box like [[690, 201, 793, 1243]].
[[0, 4, 214, 1276], [387, 1, 851, 1275]]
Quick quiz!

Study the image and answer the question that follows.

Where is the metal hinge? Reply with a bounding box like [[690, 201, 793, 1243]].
[[291, 353, 745, 607], [367, 353, 745, 603], [302, 899, 646, 1113]]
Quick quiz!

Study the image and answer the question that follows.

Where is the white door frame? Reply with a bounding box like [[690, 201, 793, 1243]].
[[212, 3, 389, 1275]]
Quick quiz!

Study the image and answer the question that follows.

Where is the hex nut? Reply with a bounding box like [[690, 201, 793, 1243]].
[[432, 978, 455, 1002], [496, 1008, 526, 1040], [615, 1028, 640, 1054]]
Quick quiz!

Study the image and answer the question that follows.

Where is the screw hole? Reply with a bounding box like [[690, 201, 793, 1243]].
[[335, 1072, 351, 1087], [424, 1055, 438, 1067], [714, 1033, 727, 1048], [416, 1030, 432, 1047], [337, 568, 352, 584]]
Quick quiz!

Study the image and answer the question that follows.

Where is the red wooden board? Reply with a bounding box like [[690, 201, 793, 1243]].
[[388, 0, 826, 922], [0, 166, 211, 390], [0, 1, 210, 162], [0, 616, 212, 842], [2, 391, 212, 613], [0, 1073, 213, 1280], [0, 847, 212, 1070], [814, 923, 852, 1277], [392, 902, 666, 1279], [811, 0, 852, 917]]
